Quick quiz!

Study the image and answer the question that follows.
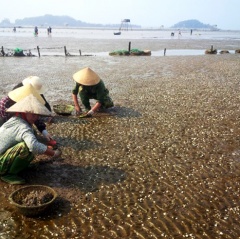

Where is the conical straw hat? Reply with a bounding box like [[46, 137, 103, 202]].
[[7, 94, 52, 116], [22, 76, 47, 94], [8, 83, 45, 104], [73, 67, 100, 86]]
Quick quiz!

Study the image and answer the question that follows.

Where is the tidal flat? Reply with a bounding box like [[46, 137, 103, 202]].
[[0, 36, 240, 238]]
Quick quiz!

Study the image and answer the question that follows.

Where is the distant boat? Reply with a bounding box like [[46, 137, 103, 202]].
[[114, 31, 121, 35]]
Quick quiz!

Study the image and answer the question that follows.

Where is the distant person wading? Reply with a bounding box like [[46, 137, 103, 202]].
[[34, 26, 38, 36]]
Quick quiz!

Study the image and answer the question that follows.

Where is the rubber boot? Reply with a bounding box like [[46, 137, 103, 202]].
[[1, 155, 33, 185]]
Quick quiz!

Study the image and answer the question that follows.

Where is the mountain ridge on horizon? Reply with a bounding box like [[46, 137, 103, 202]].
[[0, 15, 218, 30]]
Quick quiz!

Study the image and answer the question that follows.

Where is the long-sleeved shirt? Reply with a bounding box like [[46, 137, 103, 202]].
[[0, 116, 47, 155]]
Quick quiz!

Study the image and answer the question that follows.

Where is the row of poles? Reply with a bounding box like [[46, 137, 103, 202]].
[[0, 45, 79, 57], [1, 42, 171, 57], [0, 45, 85, 57]]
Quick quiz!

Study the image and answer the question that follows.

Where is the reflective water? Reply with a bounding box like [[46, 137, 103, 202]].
[[1, 27, 240, 40], [1, 27, 239, 57]]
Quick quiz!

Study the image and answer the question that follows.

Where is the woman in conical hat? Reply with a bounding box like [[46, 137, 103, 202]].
[[72, 67, 114, 117], [0, 94, 62, 185], [0, 83, 54, 143], [8, 82, 45, 104], [16, 75, 53, 124], [0, 83, 44, 125], [13, 75, 51, 112], [22, 76, 46, 94]]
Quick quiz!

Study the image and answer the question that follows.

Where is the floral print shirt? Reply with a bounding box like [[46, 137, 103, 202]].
[[0, 96, 13, 121]]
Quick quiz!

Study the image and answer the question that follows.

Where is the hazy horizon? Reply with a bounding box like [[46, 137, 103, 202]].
[[0, 0, 239, 30]]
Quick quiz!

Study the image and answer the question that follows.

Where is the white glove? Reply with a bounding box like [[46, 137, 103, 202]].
[[87, 110, 94, 116], [42, 129, 51, 141], [53, 149, 62, 158]]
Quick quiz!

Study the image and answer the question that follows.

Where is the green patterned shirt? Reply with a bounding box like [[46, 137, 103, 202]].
[[72, 80, 109, 110]]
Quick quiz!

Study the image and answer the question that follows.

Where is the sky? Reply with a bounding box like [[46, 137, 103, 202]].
[[0, 0, 239, 30]]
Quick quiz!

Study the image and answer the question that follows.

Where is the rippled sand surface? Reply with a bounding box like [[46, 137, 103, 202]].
[[0, 37, 240, 238]]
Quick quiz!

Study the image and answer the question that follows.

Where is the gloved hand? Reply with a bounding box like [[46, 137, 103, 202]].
[[87, 110, 94, 116], [42, 129, 52, 141], [79, 111, 93, 118], [53, 149, 62, 158]]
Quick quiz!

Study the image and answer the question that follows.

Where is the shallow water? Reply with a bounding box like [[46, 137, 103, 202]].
[[1, 27, 240, 40], [0, 28, 239, 57]]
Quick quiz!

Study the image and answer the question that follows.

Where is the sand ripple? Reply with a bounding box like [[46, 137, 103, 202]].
[[0, 38, 240, 238]]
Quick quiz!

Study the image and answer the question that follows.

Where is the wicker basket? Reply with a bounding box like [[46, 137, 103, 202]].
[[9, 185, 57, 216], [53, 104, 74, 116]]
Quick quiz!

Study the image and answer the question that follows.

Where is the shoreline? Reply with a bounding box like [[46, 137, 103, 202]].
[[0, 35, 239, 59]]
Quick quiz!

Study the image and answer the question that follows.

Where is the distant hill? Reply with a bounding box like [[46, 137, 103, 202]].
[[0, 16, 218, 30], [171, 19, 218, 30], [0, 14, 141, 29]]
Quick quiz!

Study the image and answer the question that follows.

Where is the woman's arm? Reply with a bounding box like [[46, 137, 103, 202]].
[[72, 93, 82, 114]]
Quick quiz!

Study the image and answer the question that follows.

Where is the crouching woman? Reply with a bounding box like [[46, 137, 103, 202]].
[[0, 94, 61, 185]]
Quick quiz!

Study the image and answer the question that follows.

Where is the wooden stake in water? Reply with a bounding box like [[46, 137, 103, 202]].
[[37, 46, 40, 57], [128, 42, 131, 52], [1, 46, 5, 56], [64, 46, 67, 56]]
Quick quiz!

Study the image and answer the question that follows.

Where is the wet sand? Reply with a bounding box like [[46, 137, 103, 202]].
[[1, 37, 240, 238]]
